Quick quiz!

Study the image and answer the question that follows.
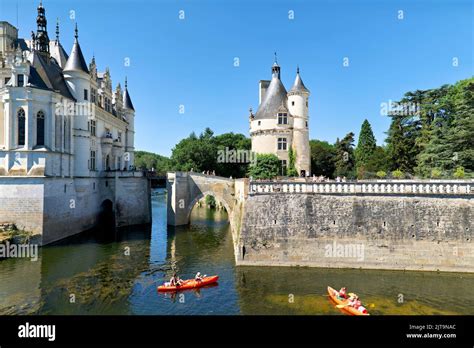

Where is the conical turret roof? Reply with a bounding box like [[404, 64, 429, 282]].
[[123, 78, 135, 111], [289, 68, 309, 94], [63, 24, 89, 73]]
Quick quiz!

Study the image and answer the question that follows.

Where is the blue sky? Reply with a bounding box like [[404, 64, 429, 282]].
[[1, 0, 473, 156]]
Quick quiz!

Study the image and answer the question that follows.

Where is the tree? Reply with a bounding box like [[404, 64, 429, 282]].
[[170, 130, 217, 172], [134, 151, 171, 176], [215, 132, 251, 178], [310, 140, 336, 178], [247, 154, 281, 180], [334, 132, 355, 178], [355, 119, 377, 172], [385, 114, 420, 173], [170, 128, 251, 177]]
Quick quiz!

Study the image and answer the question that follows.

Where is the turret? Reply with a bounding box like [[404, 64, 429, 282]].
[[123, 77, 135, 169], [63, 24, 91, 176], [287, 66, 311, 176], [63, 24, 90, 102]]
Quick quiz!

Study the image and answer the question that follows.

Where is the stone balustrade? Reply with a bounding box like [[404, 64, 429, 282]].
[[248, 180, 474, 196]]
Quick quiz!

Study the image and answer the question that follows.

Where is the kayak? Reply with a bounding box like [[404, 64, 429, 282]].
[[158, 275, 219, 292], [327, 286, 370, 316]]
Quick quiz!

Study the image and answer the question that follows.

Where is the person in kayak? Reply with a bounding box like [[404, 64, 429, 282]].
[[195, 272, 203, 282], [337, 287, 348, 299], [349, 295, 368, 314], [169, 273, 184, 287]]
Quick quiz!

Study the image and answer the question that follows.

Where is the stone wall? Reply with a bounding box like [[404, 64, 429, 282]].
[[0, 175, 151, 245], [0, 178, 44, 237], [238, 193, 474, 273]]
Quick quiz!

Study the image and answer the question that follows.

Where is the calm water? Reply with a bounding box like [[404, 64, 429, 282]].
[[1, 188, 473, 315]]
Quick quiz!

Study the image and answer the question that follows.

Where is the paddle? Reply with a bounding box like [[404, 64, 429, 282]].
[[336, 303, 351, 308]]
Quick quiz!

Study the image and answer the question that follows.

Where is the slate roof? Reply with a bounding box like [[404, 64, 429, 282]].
[[28, 50, 75, 100], [289, 71, 309, 94], [123, 87, 135, 111], [63, 38, 89, 73], [254, 75, 288, 120]]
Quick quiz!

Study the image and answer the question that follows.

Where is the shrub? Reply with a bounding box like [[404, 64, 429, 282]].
[[430, 168, 442, 179], [376, 170, 387, 179], [392, 169, 404, 179], [453, 166, 465, 179]]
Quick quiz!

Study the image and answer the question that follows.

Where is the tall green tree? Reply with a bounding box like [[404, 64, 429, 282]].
[[334, 132, 356, 178], [385, 114, 420, 173], [309, 140, 336, 178], [355, 119, 377, 177], [416, 78, 474, 176]]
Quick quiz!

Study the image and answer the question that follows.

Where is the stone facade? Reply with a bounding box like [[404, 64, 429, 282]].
[[237, 192, 474, 272], [0, 174, 151, 245]]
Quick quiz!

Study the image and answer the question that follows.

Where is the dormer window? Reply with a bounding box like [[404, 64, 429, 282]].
[[17, 74, 24, 87], [277, 112, 288, 125]]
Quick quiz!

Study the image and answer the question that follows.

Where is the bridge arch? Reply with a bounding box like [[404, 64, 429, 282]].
[[167, 172, 236, 226], [186, 190, 232, 222]]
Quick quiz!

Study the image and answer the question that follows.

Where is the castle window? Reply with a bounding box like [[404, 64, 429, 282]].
[[4, 77, 10, 85], [118, 131, 122, 142], [306, 121, 308, 128], [17, 74, 24, 87], [277, 137, 287, 151], [258, 121, 261, 126], [17, 108, 26, 146], [277, 112, 288, 125], [84, 89, 88, 101], [105, 98, 111, 112], [36, 111, 45, 146], [90, 120, 96, 136], [306, 100, 308, 107], [91, 88, 97, 103], [90, 150, 96, 171], [292, 101, 295, 106]]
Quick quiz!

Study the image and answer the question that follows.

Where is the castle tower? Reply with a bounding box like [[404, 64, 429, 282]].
[[63, 24, 91, 176], [287, 67, 311, 176], [123, 77, 135, 169]]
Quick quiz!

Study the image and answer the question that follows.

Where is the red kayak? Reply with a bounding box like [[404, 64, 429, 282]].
[[157, 275, 219, 292]]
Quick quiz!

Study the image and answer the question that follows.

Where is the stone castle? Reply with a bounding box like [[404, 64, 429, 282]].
[[249, 57, 311, 177], [0, 3, 151, 245]]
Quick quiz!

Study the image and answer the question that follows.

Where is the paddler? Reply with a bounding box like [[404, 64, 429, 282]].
[[195, 272, 203, 282], [169, 272, 184, 287], [337, 287, 348, 299], [349, 295, 368, 314]]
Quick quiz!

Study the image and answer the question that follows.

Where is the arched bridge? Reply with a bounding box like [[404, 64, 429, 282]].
[[167, 172, 245, 226]]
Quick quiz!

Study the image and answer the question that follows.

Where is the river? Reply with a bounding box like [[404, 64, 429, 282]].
[[0, 188, 473, 315]]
